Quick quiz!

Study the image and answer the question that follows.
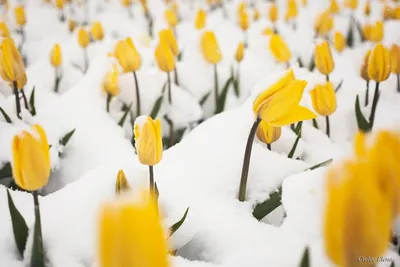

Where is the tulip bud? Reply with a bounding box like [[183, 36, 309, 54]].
[[315, 41, 335, 75], [155, 40, 175, 72], [344, 0, 358, 10], [121, 0, 132, 7], [68, 19, 77, 33], [0, 38, 27, 89], [55, 0, 64, 9], [50, 44, 62, 68], [362, 23, 372, 41], [314, 11, 334, 36], [383, 4, 395, 20], [285, 0, 298, 20], [12, 124, 51, 191], [360, 50, 371, 81], [195, 8, 206, 30], [333, 32, 346, 53], [103, 64, 120, 96], [201, 31, 222, 64], [77, 28, 90, 48], [0, 21, 10, 37], [115, 170, 131, 194], [390, 44, 400, 75], [310, 82, 337, 116], [256, 120, 281, 144], [367, 43, 391, 82], [370, 21, 384, 43], [134, 117, 163, 166], [115, 38, 141, 73], [328, 0, 340, 14], [253, 8, 260, 21], [237, 2, 246, 15], [159, 28, 178, 56], [364, 1, 371, 16], [91, 21, 104, 41], [235, 42, 244, 62], [165, 8, 178, 28], [269, 34, 292, 63], [269, 4, 278, 23], [262, 27, 274, 36], [14, 5, 26, 26], [238, 10, 249, 31]]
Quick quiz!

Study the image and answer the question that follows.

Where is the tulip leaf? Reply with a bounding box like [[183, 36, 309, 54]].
[[199, 92, 211, 106], [299, 247, 310, 267], [0, 106, 12, 123], [355, 95, 370, 132], [215, 77, 233, 114], [118, 103, 133, 127], [306, 158, 333, 171], [7, 189, 29, 258], [312, 118, 319, 129], [353, 18, 365, 42], [346, 21, 354, 48], [29, 86, 37, 116], [297, 57, 304, 68], [288, 121, 302, 159], [334, 79, 343, 93], [150, 94, 164, 119], [169, 207, 189, 237], [0, 162, 12, 180], [59, 128, 76, 147]]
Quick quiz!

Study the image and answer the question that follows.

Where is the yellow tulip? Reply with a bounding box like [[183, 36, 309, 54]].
[[328, 0, 340, 14], [235, 42, 244, 62], [0, 21, 10, 37], [103, 65, 120, 96], [367, 43, 391, 82], [314, 11, 334, 36], [370, 21, 384, 43], [363, 1, 371, 16], [12, 124, 51, 191], [165, 8, 178, 28], [55, 0, 64, 9], [269, 34, 292, 63], [98, 192, 169, 267], [256, 120, 281, 144], [362, 24, 372, 41], [0, 38, 27, 89], [310, 82, 337, 116], [301, 0, 307, 6], [68, 19, 77, 33], [383, 4, 395, 20], [195, 8, 206, 30], [115, 169, 131, 194], [269, 4, 278, 23], [134, 117, 163, 166], [200, 31, 222, 64], [14, 5, 26, 26], [344, 0, 358, 10], [253, 69, 316, 126], [159, 29, 178, 56], [360, 49, 371, 81], [238, 10, 249, 31], [171, 1, 179, 16], [50, 44, 62, 68], [154, 41, 175, 73], [77, 28, 90, 48], [395, 6, 400, 20], [121, 0, 132, 7], [91, 21, 105, 41], [314, 41, 335, 75], [324, 160, 392, 267], [333, 32, 345, 52], [390, 44, 400, 74], [285, 0, 298, 20], [114, 38, 141, 73], [262, 27, 274, 36], [237, 2, 246, 15], [253, 8, 260, 21]]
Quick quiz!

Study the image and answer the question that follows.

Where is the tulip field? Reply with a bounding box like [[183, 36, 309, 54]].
[[1, 0, 400, 266]]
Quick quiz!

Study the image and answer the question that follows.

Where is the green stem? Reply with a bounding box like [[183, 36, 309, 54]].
[[326, 116, 330, 138], [369, 82, 380, 129], [167, 72, 172, 104], [83, 48, 88, 73], [31, 191, 44, 267], [238, 117, 262, 202], [173, 66, 179, 86], [133, 71, 141, 116], [106, 93, 112, 113], [267, 143, 271, 151], [326, 74, 330, 82], [164, 115, 175, 147], [214, 64, 219, 111], [364, 80, 370, 107], [149, 165, 154, 195], [397, 74, 400, 93], [54, 68, 61, 93], [13, 81, 21, 119]]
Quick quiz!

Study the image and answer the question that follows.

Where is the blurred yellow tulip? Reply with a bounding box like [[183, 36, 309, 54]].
[[91, 21, 105, 41], [0, 38, 27, 88], [50, 43, 62, 68], [363, 1, 371, 16], [333, 32, 346, 52], [155, 40, 175, 73], [103, 65, 120, 96], [256, 120, 281, 144], [114, 38, 141, 73], [235, 42, 244, 62], [310, 82, 337, 116], [159, 29, 178, 56], [262, 27, 274, 36], [121, 0, 132, 7], [328, 0, 340, 14], [314, 41, 335, 75], [344, 0, 358, 10], [115, 170, 132, 194], [270, 34, 292, 63], [285, 0, 298, 20], [134, 117, 163, 166], [368, 43, 391, 82], [390, 44, 400, 74], [77, 28, 90, 48], [68, 19, 77, 33], [0, 21, 10, 37], [253, 8, 260, 21], [55, 0, 64, 9], [165, 8, 178, 28], [14, 5, 26, 26], [269, 4, 278, 23], [314, 11, 334, 36], [201, 31, 222, 64], [195, 8, 206, 30], [238, 9, 249, 31]]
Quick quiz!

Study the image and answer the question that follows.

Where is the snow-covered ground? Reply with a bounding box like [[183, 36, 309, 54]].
[[1, 0, 400, 266]]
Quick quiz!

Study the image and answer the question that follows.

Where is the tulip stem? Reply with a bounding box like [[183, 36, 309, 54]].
[[369, 82, 380, 129], [54, 68, 62, 93], [167, 72, 172, 104], [326, 75, 330, 82], [12, 81, 22, 119], [106, 93, 112, 113], [133, 71, 141, 116], [238, 117, 262, 202], [83, 48, 88, 73], [325, 116, 330, 138], [397, 74, 400, 93], [364, 80, 370, 107], [31, 191, 44, 265], [244, 30, 248, 48], [148, 165, 154, 195], [173, 67, 179, 86], [267, 143, 271, 151], [164, 115, 175, 147], [21, 89, 28, 110], [214, 64, 219, 111]]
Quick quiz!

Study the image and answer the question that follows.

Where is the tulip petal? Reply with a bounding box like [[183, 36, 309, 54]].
[[33, 124, 51, 172], [11, 135, 24, 189], [268, 105, 316, 127]]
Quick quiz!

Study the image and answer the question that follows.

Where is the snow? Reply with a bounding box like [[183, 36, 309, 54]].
[[1, 0, 400, 266]]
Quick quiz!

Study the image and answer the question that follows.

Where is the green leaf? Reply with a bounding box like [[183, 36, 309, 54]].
[[355, 95, 370, 132], [346, 21, 354, 48], [305, 158, 333, 171], [214, 77, 233, 114], [7, 189, 29, 258], [59, 128, 76, 147], [334, 79, 343, 93], [354, 18, 366, 42], [31, 201, 45, 267], [299, 246, 310, 267], [252, 188, 282, 221], [199, 92, 211, 106], [29, 86, 37, 116], [297, 57, 304, 68], [118, 103, 133, 127], [169, 207, 189, 237], [150, 94, 164, 119], [312, 118, 319, 129], [288, 121, 303, 159], [0, 106, 12, 123], [308, 54, 315, 72], [0, 162, 12, 180]]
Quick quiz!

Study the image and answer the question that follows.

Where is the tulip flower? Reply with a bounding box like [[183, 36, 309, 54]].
[[367, 43, 391, 129], [103, 65, 120, 112], [134, 117, 163, 193], [114, 38, 141, 117], [310, 82, 337, 137], [368, 21, 384, 43], [165, 8, 178, 33], [285, 0, 298, 21], [364, 1, 371, 16], [360, 50, 371, 106], [314, 40, 335, 81], [201, 31, 222, 113], [115, 170, 131, 195], [333, 32, 345, 53], [390, 44, 400, 92], [98, 192, 169, 267], [14, 5, 26, 27], [269, 4, 278, 24], [314, 11, 334, 37], [256, 120, 281, 149], [235, 42, 244, 63], [269, 34, 292, 67], [238, 69, 316, 201], [0, 38, 27, 119], [328, 0, 340, 14], [324, 159, 392, 267], [0, 21, 10, 37], [155, 40, 175, 103], [55, 0, 66, 21], [50, 44, 63, 93], [195, 8, 206, 30], [344, 0, 358, 10], [12, 124, 50, 265], [77, 28, 90, 73], [159, 29, 179, 85], [91, 21, 104, 41], [238, 10, 249, 46], [253, 8, 260, 21], [68, 19, 77, 33]]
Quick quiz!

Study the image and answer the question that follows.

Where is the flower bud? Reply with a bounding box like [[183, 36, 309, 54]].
[[50, 43, 62, 68], [200, 31, 222, 64], [14, 5, 26, 26], [328, 0, 340, 14], [195, 8, 206, 30], [269, 34, 292, 63], [134, 117, 163, 166], [238, 10, 249, 31], [115, 38, 141, 73], [367, 43, 391, 82], [0, 38, 27, 88], [333, 32, 345, 53], [77, 28, 90, 48], [235, 42, 244, 62], [91, 21, 104, 41], [310, 82, 337, 116], [159, 28, 178, 56], [269, 4, 278, 23], [115, 170, 131, 194], [155, 40, 175, 72], [314, 41, 335, 75]]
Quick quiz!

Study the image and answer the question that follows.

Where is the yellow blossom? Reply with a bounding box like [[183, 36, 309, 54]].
[[314, 41, 335, 75], [285, 0, 298, 20], [256, 120, 281, 144], [235, 42, 244, 62], [165, 8, 178, 28], [77, 28, 90, 48], [0, 38, 27, 88], [159, 29, 178, 56], [14, 5, 26, 26], [310, 82, 337, 116], [201, 31, 222, 64], [0, 22, 10, 37], [333, 32, 346, 52], [314, 11, 334, 36], [344, 0, 358, 10], [68, 20, 77, 33], [390, 44, 400, 74], [114, 38, 141, 73], [360, 49, 371, 81], [115, 170, 131, 194], [195, 8, 206, 30], [367, 43, 391, 82], [103, 65, 120, 96], [328, 0, 340, 14], [50, 43, 62, 68], [238, 9, 249, 31], [134, 117, 163, 166], [269, 4, 278, 23], [270, 34, 292, 63], [91, 21, 105, 41]]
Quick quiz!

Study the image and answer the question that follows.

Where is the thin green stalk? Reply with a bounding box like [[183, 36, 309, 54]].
[[369, 82, 380, 129], [83, 48, 89, 73], [326, 74, 330, 82], [174, 67, 179, 86], [326, 116, 330, 138], [214, 64, 219, 111], [167, 72, 172, 104], [397, 74, 400, 93], [238, 117, 262, 202], [133, 71, 141, 116], [54, 68, 61, 93], [164, 115, 175, 147], [106, 93, 112, 113], [21, 89, 28, 110], [364, 80, 370, 107], [13, 81, 21, 119], [149, 165, 154, 195], [31, 191, 44, 267], [312, 118, 319, 129]]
